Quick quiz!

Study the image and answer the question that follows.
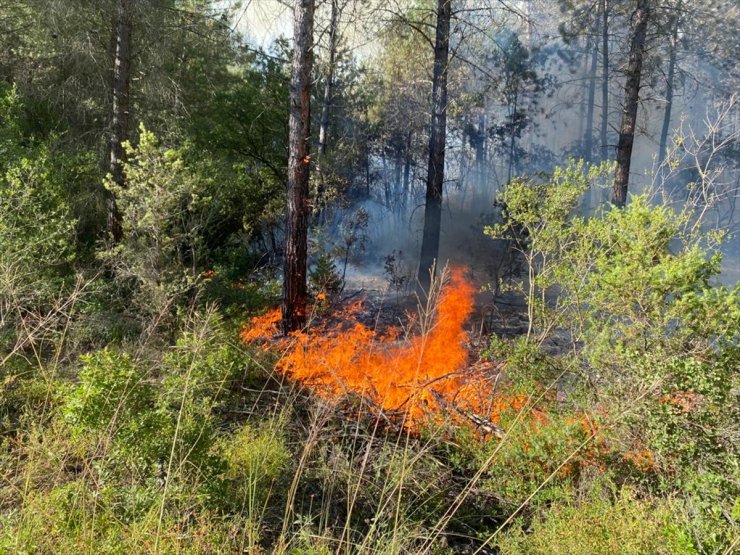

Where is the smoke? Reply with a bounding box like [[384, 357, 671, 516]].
[[314, 5, 739, 291]]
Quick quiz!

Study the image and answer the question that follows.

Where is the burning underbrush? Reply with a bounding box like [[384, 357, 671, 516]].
[[241, 267, 538, 433]]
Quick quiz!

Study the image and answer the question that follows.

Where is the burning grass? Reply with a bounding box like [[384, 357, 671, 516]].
[[241, 267, 537, 433]]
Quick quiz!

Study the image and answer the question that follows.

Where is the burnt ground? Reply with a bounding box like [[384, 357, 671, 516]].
[[339, 265, 531, 344], [338, 260, 570, 360]]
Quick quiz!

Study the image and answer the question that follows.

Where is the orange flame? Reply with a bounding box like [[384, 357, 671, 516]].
[[242, 268, 524, 431], [240, 307, 281, 344]]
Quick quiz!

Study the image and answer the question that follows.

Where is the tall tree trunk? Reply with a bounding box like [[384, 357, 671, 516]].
[[584, 17, 599, 162], [507, 96, 518, 183], [382, 153, 391, 207], [600, 0, 609, 162], [612, 0, 650, 207], [318, 0, 338, 158], [577, 37, 588, 147], [282, 0, 315, 334], [394, 155, 403, 218], [315, 0, 339, 219], [417, 0, 451, 292], [107, 0, 133, 243], [658, 1, 680, 166], [476, 111, 486, 191], [402, 130, 412, 214], [480, 112, 491, 201]]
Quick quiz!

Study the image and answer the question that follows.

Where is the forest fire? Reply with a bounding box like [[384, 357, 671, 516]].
[[241, 268, 523, 432]]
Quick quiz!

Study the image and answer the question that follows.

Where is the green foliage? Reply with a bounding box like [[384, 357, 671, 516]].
[[64, 349, 155, 438], [0, 85, 91, 397], [0, 0, 738, 548], [0, 86, 77, 288], [310, 252, 343, 297], [0, 145, 76, 281], [475, 390, 597, 510], [218, 420, 290, 518], [494, 484, 697, 555], [61, 309, 253, 492], [62, 348, 168, 474], [487, 160, 739, 553], [101, 126, 213, 316]]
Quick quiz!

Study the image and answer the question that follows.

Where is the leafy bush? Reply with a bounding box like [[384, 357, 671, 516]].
[[100, 126, 216, 320], [62, 348, 169, 477], [494, 484, 697, 555], [61, 309, 254, 496], [220, 420, 290, 505], [0, 87, 77, 295], [487, 160, 739, 552], [309, 252, 343, 298]]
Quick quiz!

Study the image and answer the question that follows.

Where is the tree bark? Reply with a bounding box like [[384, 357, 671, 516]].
[[317, 0, 338, 158], [282, 0, 315, 334], [107, 0, 133, 243], [584, 17, 599, 162], [612, 0, 650, 207], [507, 94, 518, 183], [394, 155, 403, 218], [417, 0, 451, 292], [315, 0, 339, 220], [600, 0, 609, 162], [402, 130, 412, 214], [475, 111, 487, 204], [658, 1, 680, 166]]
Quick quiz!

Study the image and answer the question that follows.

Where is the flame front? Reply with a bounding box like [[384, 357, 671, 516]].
[[242, 268, 519, 431]]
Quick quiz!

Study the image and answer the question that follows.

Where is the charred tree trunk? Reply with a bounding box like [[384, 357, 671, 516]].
[[394, 155, 403, 218], [476, 111, 486, 193], [600, 0, 610, 162], [402, 130, 412, 213], [584, 18, 599, 162], [318, 0, 338, 158], [315, 0, 339, 219], [658, 2, 680, 166], [417, 0, 451, 292], [282, 0, 315, 334], [612, 0, 650, 208], [107, 0, 133, 243], [382, 153, 391, 208], [507, 95, 518, 183]]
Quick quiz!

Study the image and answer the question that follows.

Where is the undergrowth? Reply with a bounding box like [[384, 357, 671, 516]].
[[0, 130, 737, 555]]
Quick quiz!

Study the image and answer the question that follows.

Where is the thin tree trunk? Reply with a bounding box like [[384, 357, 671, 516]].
[[107, 0, 133, 243], [600, 0, 609, 162], [476, 111, 486, 195], [382, 153, 391, 207], [584, 17, 599, 162], [480, 112, 490, 200], [315, 0, 339, 220], [417, 0, 451, 292], [402, 130, 412, 214], [282, 0, 315, 334], [318, 0, 338, 158], [658, 1, 680, 166], [577, 37, 588, 148], [507, 95, 518, 183], [394, 155, 403, 218], [612, 0, 650, 207]]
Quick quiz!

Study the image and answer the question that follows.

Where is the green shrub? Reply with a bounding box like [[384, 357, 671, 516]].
[[217, 419, 290, 538], [494, 484, 697, 555], [476, 395, 598, 510], [62, 348, 168, 473], [309, 252, 343, 298], [100, 126, 215, 321], [485, 161, 738, 552]]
